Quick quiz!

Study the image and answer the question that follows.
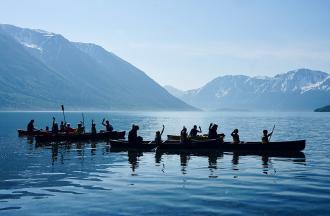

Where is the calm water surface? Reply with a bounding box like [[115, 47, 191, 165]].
[[0, 111, 330, 215]]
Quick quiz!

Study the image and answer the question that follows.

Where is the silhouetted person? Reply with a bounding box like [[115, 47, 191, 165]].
[[76, 123, 84, 134], [155, 125, 165, 145], [189, 125, 202, 137], [128, 124, 143, 144], [208, 123, 218, 139], [27, 120, 36, 132], [45, 126, 49, 132], [91, 120, 97, 135], [65, 123, 75, 133], [231, 129, 240, 144], [52, 117, 59, 134], [60, 121, 65, 132], [180, 126, 188, 144], [102, 118, 113, 132], [262, 130, 273, 144]]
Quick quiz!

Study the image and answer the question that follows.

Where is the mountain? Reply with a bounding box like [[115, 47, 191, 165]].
[[0, 24, 195, 110], [314, 105, 330, 112], [171, 69, 330, 111], [164, 85, 185, 98]]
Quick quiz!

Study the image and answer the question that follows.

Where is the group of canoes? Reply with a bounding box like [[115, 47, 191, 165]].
[[126, 122, 275, 145], [26, 117, 114, 135], [24, 119, 275, 145], [19, 119, 306, 153]]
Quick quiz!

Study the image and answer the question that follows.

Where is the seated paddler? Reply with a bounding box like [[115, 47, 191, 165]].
[[155, 125, 165, 145], [231, 129, 240, 144], [91, 120, 97, 135], [27, 120, 37, 132], [261, 130, 273, 144], [128, 124, 143, 144], [208, 123, 218, 139], [76, 123, 84, 134], [189, 125, 202, 137], [51, 117, 59, 134], [180, 126, 188, 144], [102, 118, 113, 132]]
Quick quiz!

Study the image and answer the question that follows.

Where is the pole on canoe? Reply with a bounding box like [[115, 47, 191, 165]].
[[61, 105, 66, 123], [82, 112, 85, 133], [269, 124, 275, 142]]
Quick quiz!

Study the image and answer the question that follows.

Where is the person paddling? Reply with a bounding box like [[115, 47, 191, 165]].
[[208, 123, 218, 139], [60, 121, 66, 132], [231, 129, 240, 144], [52, 117, 59, 134], [128, 124, 143, 144], [261, 130, 273, 144], [76, 123, 84, 134], [65, 123, 75, 133], [155, 125, 165, 145], [180, 126, 188, 144], [189, 125, 202, 137], [91, 120, 97, 135], [27, 120, 36, 132], [102, 118, 113, 132]]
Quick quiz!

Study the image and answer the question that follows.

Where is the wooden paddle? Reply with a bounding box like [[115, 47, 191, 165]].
[[82, 113, 85, 133], [61, 105, 66, 123], [269, 124, 275, 142]]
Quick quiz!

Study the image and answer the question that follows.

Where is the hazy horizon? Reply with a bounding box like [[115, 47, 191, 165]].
[[1, 0, 329, 90]]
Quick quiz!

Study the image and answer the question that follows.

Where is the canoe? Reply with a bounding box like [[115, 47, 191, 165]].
[[167, 134, 225, 141], [167, 135, 209, 141], [156, 149, 306, 159], [110, 139, 305, 153], [109, 139, 158, 151], [158, 140, 306, 153], [35, 131, 125, 143], [17, 129, 49, 137]]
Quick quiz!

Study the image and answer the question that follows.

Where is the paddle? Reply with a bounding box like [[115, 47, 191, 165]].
[[82, 113, 85, 133], [269, 124, 275, 142], [61, 105, 66, 123]]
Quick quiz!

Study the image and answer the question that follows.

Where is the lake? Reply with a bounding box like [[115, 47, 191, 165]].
[[0, 111, 330, 215]]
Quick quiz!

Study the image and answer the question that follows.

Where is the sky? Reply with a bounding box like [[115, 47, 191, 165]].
[[1, 0, 330, 90]]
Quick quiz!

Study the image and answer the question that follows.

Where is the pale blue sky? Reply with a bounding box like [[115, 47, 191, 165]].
[[1, 0, 330, 90]]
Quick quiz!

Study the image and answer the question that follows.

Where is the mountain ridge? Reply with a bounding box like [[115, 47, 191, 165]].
[[0, 24, 196, 111], [165, 68, 330, 111]]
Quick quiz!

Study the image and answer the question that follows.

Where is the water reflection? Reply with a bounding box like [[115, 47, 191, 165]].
[[127, 151, 143, 174], [44, 142, 306, 176]]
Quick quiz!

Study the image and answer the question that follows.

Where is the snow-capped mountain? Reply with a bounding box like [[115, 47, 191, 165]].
[[169, 69, 330, 111], [0, 24, 195, 110]]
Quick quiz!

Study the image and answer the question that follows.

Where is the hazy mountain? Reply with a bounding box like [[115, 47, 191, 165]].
[[0, 24, 195, 110], [164, 85, 185, 98], [170, 69, 330, 111]]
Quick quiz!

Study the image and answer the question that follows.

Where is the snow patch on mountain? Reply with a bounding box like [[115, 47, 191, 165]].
[[21, 42, 43, 52]]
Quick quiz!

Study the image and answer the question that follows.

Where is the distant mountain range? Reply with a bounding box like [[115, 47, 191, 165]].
[[165, 69, 330, 111], [314, 105, 330, 112], [0, 24, 195, 111]]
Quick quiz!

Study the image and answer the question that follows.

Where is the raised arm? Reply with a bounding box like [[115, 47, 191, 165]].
[[198, 126, 202, 133], [160, 125, 165, 135], [267, 131, 273, 137]]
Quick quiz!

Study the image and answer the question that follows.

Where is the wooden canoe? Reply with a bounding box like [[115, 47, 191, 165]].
[[35, 131, 125, 143], [109, 139, 305, 153], [158, 139, 305, 153], [109, 139, 158, 151], [18, 129, 49, 137]]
